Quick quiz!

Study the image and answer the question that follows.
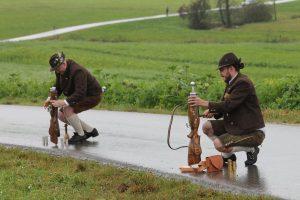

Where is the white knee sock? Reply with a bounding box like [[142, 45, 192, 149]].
[[208, 135, 217, 141], [232, 146, 254, 153], [66, 115, 85, 136], [222, 152, 233, 158], [222, 147, 254, 158], [80, 120, 94, 132]]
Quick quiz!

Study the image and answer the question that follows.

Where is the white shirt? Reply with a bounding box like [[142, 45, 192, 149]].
[[229, 73, 238, 85]]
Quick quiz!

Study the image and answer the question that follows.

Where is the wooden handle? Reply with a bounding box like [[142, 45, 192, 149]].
[[48, 89, 60, 144], [187, 104, 202, 165]]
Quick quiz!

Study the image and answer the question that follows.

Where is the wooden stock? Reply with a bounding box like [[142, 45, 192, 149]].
[[187, 104, 202, 165], [48, 89, 60, 144]]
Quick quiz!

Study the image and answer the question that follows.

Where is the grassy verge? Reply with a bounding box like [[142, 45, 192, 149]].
[[0, 146, 271, 200], [262, 109, 300, 124]]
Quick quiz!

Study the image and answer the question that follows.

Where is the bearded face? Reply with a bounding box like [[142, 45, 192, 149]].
[[55, 61, 67, 74], [219, 67, 232, 84]]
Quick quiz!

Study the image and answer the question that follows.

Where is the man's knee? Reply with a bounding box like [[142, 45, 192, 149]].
[[62, 106, 75, 117], [58, 111, 66, 122], [213, 138, 231, 152], [213, 139, 223, 150], [202, 121, 213, 136]]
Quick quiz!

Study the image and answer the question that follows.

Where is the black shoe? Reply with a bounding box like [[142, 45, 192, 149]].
[[84, 128, 99, 139], [68, 132, 87, 144], [245, 146, 259, 166], [222, 154, 237, 165]]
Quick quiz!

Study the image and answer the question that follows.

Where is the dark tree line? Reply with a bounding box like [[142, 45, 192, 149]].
[[178, 0, 273, 30], [218, 0, 232, 28]]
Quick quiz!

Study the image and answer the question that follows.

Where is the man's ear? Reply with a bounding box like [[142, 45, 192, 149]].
[[62, 61, 67, 68]]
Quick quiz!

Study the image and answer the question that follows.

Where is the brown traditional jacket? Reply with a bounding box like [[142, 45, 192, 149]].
[[208, 73, 265, 135], [54, 59, 102, 106]]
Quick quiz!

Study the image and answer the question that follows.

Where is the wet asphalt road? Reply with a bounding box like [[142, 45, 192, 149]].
[[0, 105, 299, 199]]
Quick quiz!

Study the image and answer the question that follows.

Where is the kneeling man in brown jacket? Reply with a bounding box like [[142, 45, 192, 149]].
[[45, 52, 102, 144], [188, 52, 265, 165]]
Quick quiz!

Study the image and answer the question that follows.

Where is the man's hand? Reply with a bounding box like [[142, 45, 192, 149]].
[[188, 96, 209, 108], [202, 109, 214, 118], [43, 97, 51, 109], [50, 100, 66, 108]]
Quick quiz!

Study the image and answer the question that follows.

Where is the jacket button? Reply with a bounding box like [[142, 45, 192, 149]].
[[230, 122, 234, 125]]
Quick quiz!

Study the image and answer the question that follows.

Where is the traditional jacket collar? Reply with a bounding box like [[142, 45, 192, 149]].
[[228, 73, 240, 86], [62, 59, 71, 77]]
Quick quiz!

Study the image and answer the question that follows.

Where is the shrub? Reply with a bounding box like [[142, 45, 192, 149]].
[[1, 70, 299, 111], [178, 4, 189, 19], [0, 73, 51, 99], [257, 76, 300, 109], [187, 0, 211, 29], [242, 3, 272, 23]]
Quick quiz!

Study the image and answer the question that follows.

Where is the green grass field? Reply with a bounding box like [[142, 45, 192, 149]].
[[0, 0, 191, 39], [0, 146, 271, 200], [3, 0, 250, 40], [59, 14, 300, 43], [0, 0, 299, 122]]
